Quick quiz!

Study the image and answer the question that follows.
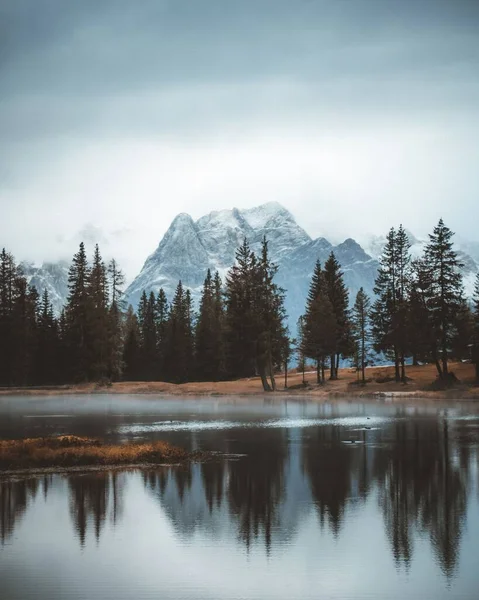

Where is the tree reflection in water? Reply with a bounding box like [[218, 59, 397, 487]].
[[0, 412, 475, 581]]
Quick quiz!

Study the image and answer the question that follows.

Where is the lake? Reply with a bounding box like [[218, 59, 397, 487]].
[[1, 395, 478, 599]]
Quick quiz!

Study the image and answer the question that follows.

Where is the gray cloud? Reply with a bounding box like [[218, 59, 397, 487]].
[[1, 0, 478, 276]]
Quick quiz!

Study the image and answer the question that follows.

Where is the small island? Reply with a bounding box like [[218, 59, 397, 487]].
[[0, 435, 202, 476]]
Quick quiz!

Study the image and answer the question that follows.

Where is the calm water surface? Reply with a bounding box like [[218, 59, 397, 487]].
[[1, 395, 479, 600]]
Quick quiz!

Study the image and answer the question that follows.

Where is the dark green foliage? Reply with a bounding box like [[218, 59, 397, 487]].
[[323, 252, 351, 379], [224, 237, 287, 390], [473, 275, 479, 382], [164, 281, 195, 383], [352, 288, 371, 384], [370, 226, 411, 382], [122, 305, 141, 381], [195, 270, 225, 381], [422, 219, 465, 378]]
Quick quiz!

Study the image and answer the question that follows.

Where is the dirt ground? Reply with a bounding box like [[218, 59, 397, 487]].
[[1, 362, 477, 399]]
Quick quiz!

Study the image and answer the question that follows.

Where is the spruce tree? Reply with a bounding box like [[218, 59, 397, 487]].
[[423, 219, 464, 379], [370, 226, 411, 382], [302, 261, 324, 383], [88, 244, 110, 381], [196, 270, 221, 381], [122, 305, 141, 380], [352, 288, 371, 384], [473, 274, 479, 382], [305, 293, 337, 384], [165, 281, 194, 383], [155, 288, 169, 380], [35, 289, 59, 384], [65, 242, 91, 382], [0, 249, 17, 385], [323, 252, 350, 379]]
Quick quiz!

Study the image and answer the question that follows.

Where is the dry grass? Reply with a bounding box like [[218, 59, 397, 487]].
[[0, 362, 477, 399], [0, 435, 190, 470]]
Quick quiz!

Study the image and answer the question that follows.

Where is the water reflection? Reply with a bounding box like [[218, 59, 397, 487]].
[[0, 413, 477, 583]]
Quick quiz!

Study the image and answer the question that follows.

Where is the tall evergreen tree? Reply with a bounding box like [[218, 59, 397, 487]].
[[88, 244, 110, 381], [35, 290, 59, 384], [155, 288, 169, 380], [165, 281, 194, 383], [65, 242, 91, 382], [370, 226, 411, 382], [0, 249, 17, 385], [302, 261, 325, 383], [323, 252, 350, 379], [122, 305, 141, 381], [473, 274, 479, 383], [196, 270, 223, 381], [352, 288, 371, 384], [422, 219, 464, 379]]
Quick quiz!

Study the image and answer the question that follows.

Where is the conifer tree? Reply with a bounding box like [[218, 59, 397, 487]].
[[155, 288, 169, 380], [11, 276, 39, 386], [196, 269, 222, 381], [107, 258, 126, 380], [352, 288, 371, 384], [35, 290, 59, 384], [305, 293, 337, 383], [323, 252, 350, 379], [301, 261, 324, 383], [137, 291, 157, 380], [370, 226, 411, 382], [165, 281, 194, 383], [88, 244, 110, 381], [0, 249, 17, 385], [65, 242, 91, 382], [122, 305, 141, 380], [422, 219, 464, 379], [473, 274, 479, 382]]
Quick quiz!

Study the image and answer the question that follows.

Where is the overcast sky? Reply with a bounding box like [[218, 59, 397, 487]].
[[1, 0, 479, 278]]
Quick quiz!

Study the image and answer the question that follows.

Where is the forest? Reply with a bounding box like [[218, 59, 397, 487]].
[[0, 219, 478, 391]]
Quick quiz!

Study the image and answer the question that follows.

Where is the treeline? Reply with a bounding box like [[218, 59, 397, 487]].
[[0, 238, 288, 391], [298, 219, 479, 384], [1, 219, 478, 390]]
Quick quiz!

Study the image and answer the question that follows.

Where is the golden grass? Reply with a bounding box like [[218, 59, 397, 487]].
[[0, 435, 189, 470], [0, 362, 477, 399]]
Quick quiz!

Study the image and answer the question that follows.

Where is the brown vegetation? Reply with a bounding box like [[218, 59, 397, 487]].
[[0, 362, 477, 399], [0, 435, 191, 470]]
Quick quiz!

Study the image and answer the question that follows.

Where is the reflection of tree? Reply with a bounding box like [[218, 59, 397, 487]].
[[375, 419, 469, 578], [302, 426, 358, 536], [68, 473, 124, 546], [228, 429, 287, 552], [201, 460, 225, 513], [0, 478, 40, 544]]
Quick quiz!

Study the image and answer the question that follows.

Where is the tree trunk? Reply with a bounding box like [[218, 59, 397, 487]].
[[336, 353, 340, 377], [441, 340, 449, 377], [329, 354, 337, 380], [412, 354, 419, 367], [394, 347, 400, 382], [475, 361, 479, 384], [321, 359, 325, 384], [284, 361, 288, 389], [400, 353, 406, 384], [267, 349, 276, 391], [316, 360, 321, 384], [259, 369, 272, 391], [361, 332, 366, 384], [432, 347, 443, 378]]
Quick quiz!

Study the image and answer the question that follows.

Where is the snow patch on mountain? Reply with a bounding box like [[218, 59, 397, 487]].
[[20, 261, 70, 315]]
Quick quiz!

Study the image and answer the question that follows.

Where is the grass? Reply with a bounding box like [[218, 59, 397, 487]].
[[0, 435, 191, 470]]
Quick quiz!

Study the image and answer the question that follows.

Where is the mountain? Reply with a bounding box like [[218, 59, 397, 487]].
[[20, 261, 70, 315], [125, 202, 380, 330]]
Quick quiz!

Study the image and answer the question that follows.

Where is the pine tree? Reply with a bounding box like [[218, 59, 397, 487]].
[[11, 274, 39, 386], [164, 281, 194, 383], [196, 269, 224, 381], [65, 242, 91, 382], [302, 261, 324, 383], [471, 274, 479, 383], [88, 244, 110, 381], [137, 291, 157, 380], [323, 252, 350, 379], [155, 288, 169, 380], [352, 288, 371, 384], [122, 305, 141, 380], [224, 239, 257, 379], [35, 289, 59, 384], [423, 219, 464, 379], [370, 227, 411, 382], [305, 293, 337, 384]]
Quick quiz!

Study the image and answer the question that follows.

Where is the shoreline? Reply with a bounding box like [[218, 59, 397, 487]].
[[0, 362, 478, 401]]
